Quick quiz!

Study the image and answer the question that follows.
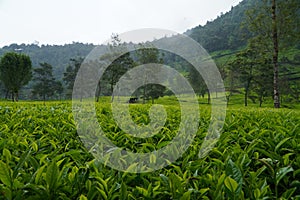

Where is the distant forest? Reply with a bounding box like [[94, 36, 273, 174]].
[[0, 42, 96, 80]]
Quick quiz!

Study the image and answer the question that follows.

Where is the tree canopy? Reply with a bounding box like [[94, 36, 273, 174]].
[[32, 62, 63, 101], [0, 52, 32, 101]]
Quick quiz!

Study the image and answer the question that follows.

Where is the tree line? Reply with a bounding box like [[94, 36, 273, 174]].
[[223, 0, 300, 107], [0, 35, 168, 103], [0, 52, 63, 102], [187, 0, 300, 108], [64, 35, 167, 103]]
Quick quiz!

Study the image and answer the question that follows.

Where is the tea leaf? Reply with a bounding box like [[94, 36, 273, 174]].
[[276, 166, 293, 185], [0, 160, 12, 187], [224, 176, 238, 193], [46, 161, 59, 191]]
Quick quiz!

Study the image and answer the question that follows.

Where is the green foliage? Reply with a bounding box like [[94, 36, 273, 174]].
[[0, 43, 95, 80], [244, 0, 300, 108], [245, 0, 300, 50], [187, 0, 254, 52], [63, 57, 84, 98], [32, 62, 63, 101], [0, 101, 299, 199], [228, 41, 273, 106], [99, 34, 135, 101], [0, 52, 32, 101], [134, 44, 166, 103]]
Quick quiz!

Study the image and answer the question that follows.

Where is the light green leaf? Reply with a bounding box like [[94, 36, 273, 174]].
[[79, 194, 88, 200], [3, 148, 11, 162], [122, 162, 138, 177], [224, 176, 238, 193], [31, 142, 39, 152], [254, 188, 261, 199], [199, 188, 209, 196], [180, 189, 192, 200], [96, 176, 108, 193], [136, 186, 148, 197], [275, 137, 291, 153], [35, 165, 46, 184], [150, 154, 156, 164], [97, 188, 108, 200], [225, 159, 243, 195], [0, 160, 12, 187]]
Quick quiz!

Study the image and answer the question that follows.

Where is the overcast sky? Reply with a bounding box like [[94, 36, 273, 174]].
[[0, 0, 242, 47]]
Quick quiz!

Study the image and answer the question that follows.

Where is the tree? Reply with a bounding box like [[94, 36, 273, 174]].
[[271, 0, 280, 108], [224, 64, 240, 104], [229, 41, 273, 107], [0, 81, 6, 99], [63, 57, 84, 99], [100, 34, 135, 102], [252, 54, 273, 107], [53, 81, 64, 100], [32, 62, 63, 102], [0, 52, 32, 101], [188, 65, 208, 101], [135, 44, 166, 104], [229, 48, 256, 106], [245, 0, 300, 108]]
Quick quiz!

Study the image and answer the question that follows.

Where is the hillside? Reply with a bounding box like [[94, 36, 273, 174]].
[[186, 0, 300, 53], [186, 0, 254, 52], [0, 42, 96, 79]]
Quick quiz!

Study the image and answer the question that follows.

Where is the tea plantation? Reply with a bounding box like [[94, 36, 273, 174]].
[[0, 101, 299, 199]]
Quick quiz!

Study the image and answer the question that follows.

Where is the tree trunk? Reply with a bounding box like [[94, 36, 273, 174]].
[[143, 86, 146, 104], [259, 96, 263, 107], [11, 92, 14, 102], [259, 91, 263, 107], [244, 87, 248, 107], [207, 89, 211, 104], [226, 92, 232, 105], [5, 90, 9, 99], [110, 94, 114, 103], [110, 80, 114, 103], [244, 78, 251, 107], [15, 91, 18, 102], [96, 82, 101, 102], [272, 0, 280, 108]]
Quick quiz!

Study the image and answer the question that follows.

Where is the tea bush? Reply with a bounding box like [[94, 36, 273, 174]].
[[0, 102, 299, 199]]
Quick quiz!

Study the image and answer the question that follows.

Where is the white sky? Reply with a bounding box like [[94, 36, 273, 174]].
[[0, 0, 242, 47]]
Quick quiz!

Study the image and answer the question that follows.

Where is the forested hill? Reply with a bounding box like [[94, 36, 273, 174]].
[[186, 0, 300, 52], [0, 43, 96, 79], [186, 0, 252, 52]]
